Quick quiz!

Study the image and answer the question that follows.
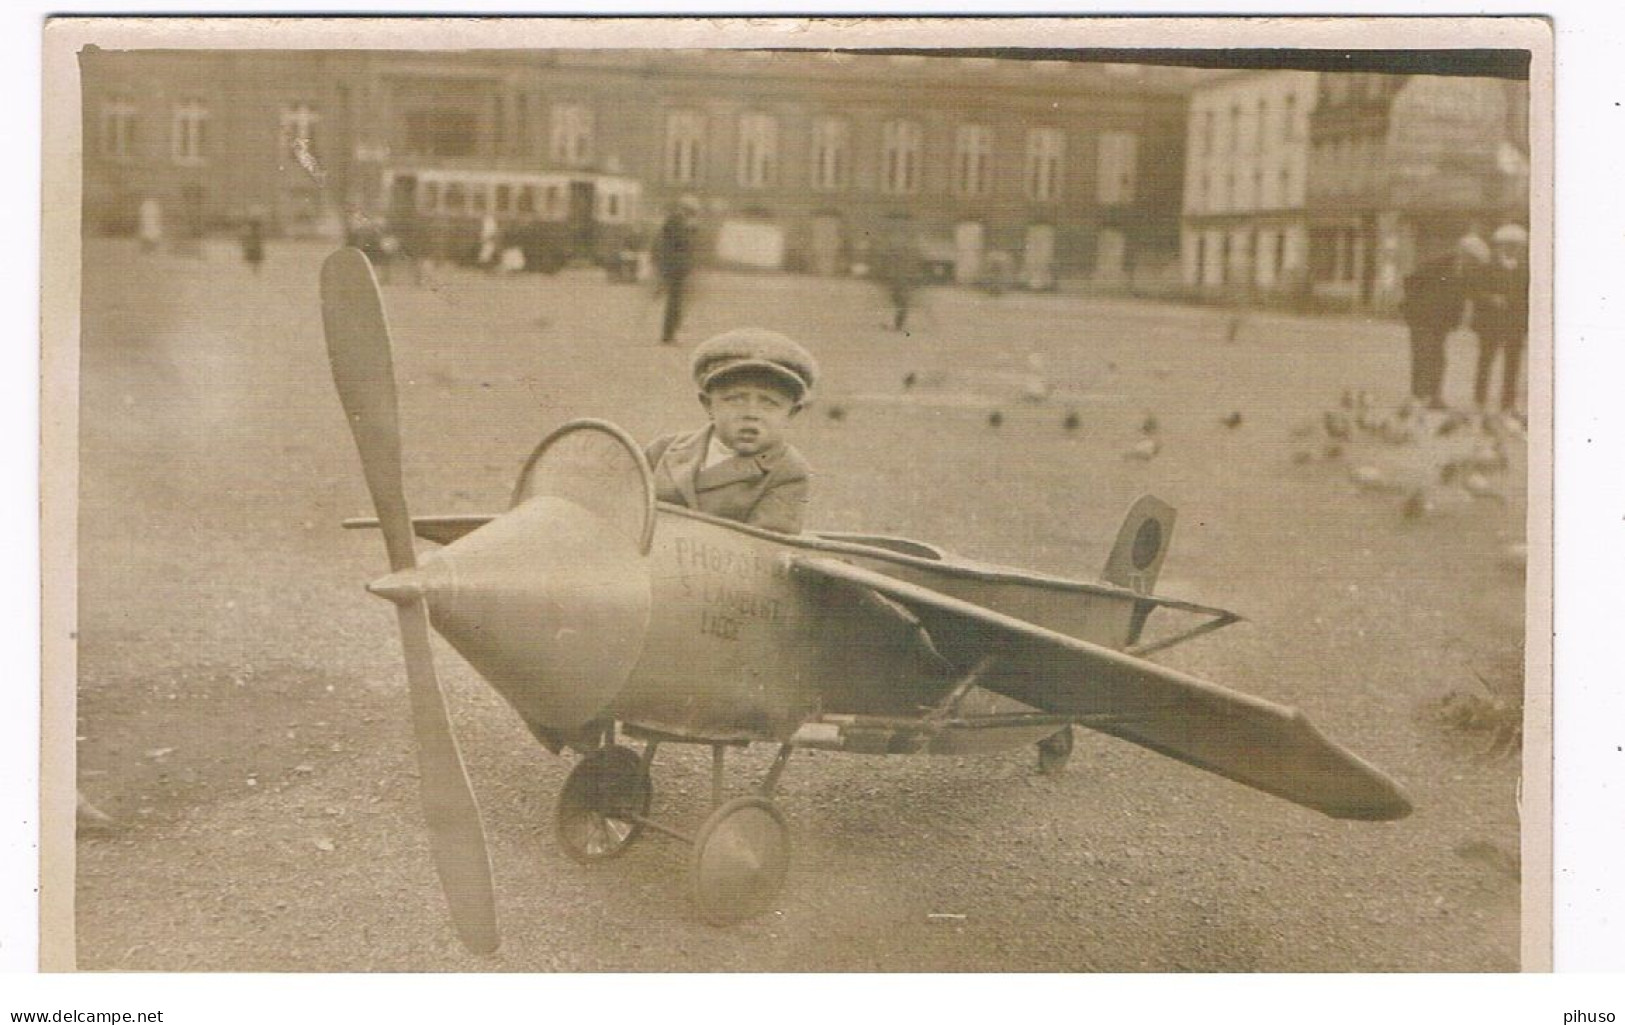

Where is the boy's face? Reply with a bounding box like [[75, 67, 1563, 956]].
[[701, 375, 800, 457]]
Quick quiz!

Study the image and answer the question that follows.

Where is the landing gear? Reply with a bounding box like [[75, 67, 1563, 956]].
[[555, 744, 652, 862], [552, 733, 795, 924], [1037, 725, 1074, 775], [690, 796, 791, 925]]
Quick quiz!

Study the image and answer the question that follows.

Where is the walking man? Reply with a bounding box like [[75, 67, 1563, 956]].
[[653, 196, 701, 344]]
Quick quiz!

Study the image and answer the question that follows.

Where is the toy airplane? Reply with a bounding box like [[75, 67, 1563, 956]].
[[321, 248, 1410, 954]]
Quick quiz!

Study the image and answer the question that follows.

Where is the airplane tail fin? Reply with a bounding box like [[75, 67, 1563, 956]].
[[1101, 495, 1177, 595], [1088, 496, 1177, 650]]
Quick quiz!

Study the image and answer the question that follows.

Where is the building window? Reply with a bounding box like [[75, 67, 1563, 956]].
[[100, 96, 137, 159], [1202, 110, 1215, 156], [1095, 130, 1137, 205], [550, 103, 594, 167], [279, 102, 320, 162], [171, 99, 208, 164], [1228, 105, 1241, 152], [810, 116, 850, 191], [1281, 93, 1298, 142], [404, 108, 476, 158], [736, 112, 778, 189], [1256, 98, 1268, 153], [881, 119, 923, 195], [1025, 127, 1065, 202], [1279, 166, 1294, 206], [514, 93, 530, 156], [953, 124, 992, 197], [665, 110, 705, 186]]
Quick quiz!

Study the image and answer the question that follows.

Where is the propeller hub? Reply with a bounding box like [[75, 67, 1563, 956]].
[[402, 495, 653, 732], [368, 568, 425, 603]]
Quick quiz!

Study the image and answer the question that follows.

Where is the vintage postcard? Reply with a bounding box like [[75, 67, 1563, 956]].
[[39, 16, 1552, 976]]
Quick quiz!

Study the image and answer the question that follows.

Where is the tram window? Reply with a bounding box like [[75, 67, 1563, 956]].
[[445, 182, 466, 212], [420, 181, 440, 212], [471, 187, 488, 214], [603, 193, 621, 220], [495, 184, 512, 213], [544, 185, 561, 217], [517, 186, 536, 214]]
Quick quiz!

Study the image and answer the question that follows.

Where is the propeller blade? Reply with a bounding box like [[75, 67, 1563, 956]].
[[320, 248, 499, 954], [321, 248, 416, 574], [394, 597, 500, 955]]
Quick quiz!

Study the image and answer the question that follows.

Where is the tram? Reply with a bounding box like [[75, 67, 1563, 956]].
[[372, 168, 645, 272]]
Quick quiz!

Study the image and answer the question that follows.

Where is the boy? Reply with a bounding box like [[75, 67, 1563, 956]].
[[646, 328, 818, 534]]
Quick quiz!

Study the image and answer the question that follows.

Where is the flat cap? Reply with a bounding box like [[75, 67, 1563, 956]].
[[691, 328, 819, 402], [1457, 235, 1491, 262]]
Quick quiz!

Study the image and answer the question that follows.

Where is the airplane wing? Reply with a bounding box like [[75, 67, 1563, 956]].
[[786, 554, 1412, 822]]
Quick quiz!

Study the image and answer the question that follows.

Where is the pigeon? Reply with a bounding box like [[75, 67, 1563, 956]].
[[1436, 412, 1472, 437], [1124, 436, 1160, 461], [1062, 410, 1081, 431], [77, 791, 115, 835], [903, 371, 917, 390], [987, 410, 1003, 428], [1141, 413, 1160, 435], [1221, 411, 1243, 429], [1461, 472, 1507, 503], [826, 405, 847, 422], [1350, 465, 1384, 488]]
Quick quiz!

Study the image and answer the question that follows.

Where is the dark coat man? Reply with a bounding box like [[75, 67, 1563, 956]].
[[652, 198, 701, 343], [1399, 235, 1488, 408]]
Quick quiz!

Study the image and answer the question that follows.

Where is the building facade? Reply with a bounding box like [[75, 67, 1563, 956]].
[[81, 49, 1194, 283], [1181, 69, 1529, 310], [1179, 70, 1318, 301], [1305, 71, 1529, 310]]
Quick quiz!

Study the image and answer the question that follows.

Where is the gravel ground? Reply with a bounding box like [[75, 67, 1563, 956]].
[[73, 239, 1526, 972]]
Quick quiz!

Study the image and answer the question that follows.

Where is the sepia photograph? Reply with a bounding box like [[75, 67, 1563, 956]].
[[39, 17, 1554, 977]]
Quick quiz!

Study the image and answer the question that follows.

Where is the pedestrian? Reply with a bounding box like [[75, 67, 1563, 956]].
[[477, 212, 500, 269], [652, 196, 701, 344], [645, 328, 818, 534], [138, 196, 163, 253], [1471, 223, 1530, 416], [874, 219, 922, 332], [240, 216, 265, 275], [1398, 234, 1488, 410]]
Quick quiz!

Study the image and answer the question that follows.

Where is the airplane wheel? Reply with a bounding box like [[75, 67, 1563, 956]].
[[1037, 725, 1074, 775], [690, 796, 790, 925], [555, 745, 651, 863]]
